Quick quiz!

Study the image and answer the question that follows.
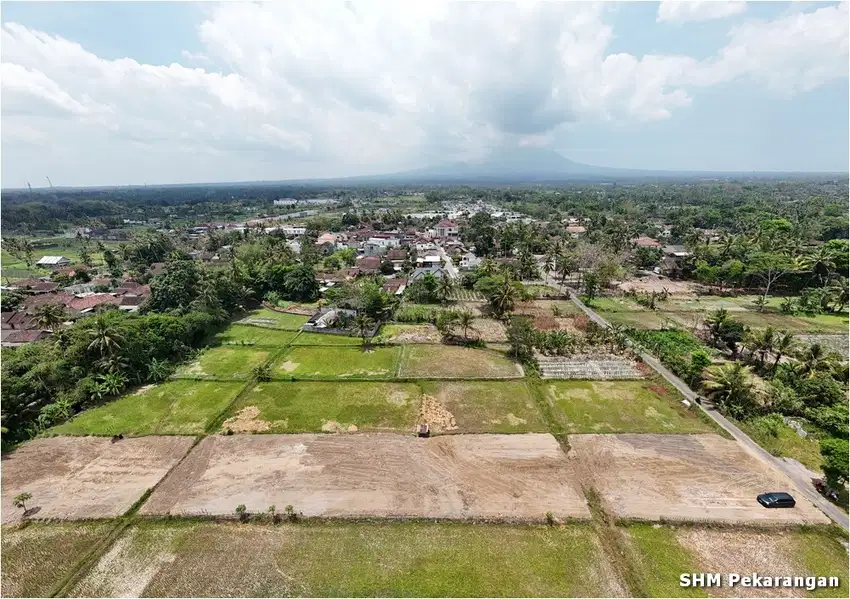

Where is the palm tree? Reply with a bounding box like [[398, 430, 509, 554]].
[[87, 315, 124, 356], [480, 258, 498, 277], [801, 245, 837, 287], [701, 362, 756, 415], [796, 343, 836, 378], [492, 274, 520, 317], [33, 304, 66, 332], [436, 276, 455, 305], [745, 326, 775, 369], [457, 310, 475, 342], [772, 331, 796, 370], [354, 314, 375, 348], [827, 277, 849, 312]]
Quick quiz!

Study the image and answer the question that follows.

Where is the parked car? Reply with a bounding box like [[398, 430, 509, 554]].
[[757, 492, 796, 508]]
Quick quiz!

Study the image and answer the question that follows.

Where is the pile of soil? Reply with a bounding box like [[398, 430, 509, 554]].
[[418, 395, 457, 433], [221, 406, 271, 434]]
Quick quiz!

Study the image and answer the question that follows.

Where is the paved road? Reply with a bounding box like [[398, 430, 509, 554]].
[[438, 245, 459, 280], [544, 270, 849, 532]]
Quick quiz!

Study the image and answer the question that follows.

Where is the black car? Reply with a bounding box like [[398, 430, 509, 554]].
[[757, 492, 796, 508]]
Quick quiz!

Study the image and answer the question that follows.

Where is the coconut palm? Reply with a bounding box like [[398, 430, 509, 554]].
[[436, 276, 455, 305], [87, 315, 124, 356], [457, 310, 475, 342], [827, 277, 849, 312], [800, 245, 837, 287], [701, 362, 756, 415], [796, 343, 837, 378], [491, 274, 521, 317], [33, 304, 67, 333], [772, 331, 797, 370], [354, 314, 375, 348]]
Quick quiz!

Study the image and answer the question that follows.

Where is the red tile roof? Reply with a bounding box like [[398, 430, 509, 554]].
[[5, 329, 51, 344], [633, 236, 662, 248], [67, 294, 122, 312]]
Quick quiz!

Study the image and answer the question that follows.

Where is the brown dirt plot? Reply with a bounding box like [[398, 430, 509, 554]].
[[568, 434, 828, 525], [141, 433, 590, 521], [1, 436, 194, 523]]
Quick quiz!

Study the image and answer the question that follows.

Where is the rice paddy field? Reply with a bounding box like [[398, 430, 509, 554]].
[[221, 381, 421, 433], [271, 346, 402, 379], [50, 380, 245, 436], [173, 347, 272, 380]]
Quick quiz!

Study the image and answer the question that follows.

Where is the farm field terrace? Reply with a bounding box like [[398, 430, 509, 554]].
[[418, 380, 547, 434], [215, 324, 300, 347], [590, 294, 849, 333], [625, 524, 848, 598], [221, 381, 421, 433], [399, 345, 523, 378], [1, 522, 113, 598], [271, 346, 401, 379], [65, 520, 619, 598], [173, 346, 272, 380], [50, 380, 245, 436], [236, 308, 309, 330], [544, 380, 716, 434]]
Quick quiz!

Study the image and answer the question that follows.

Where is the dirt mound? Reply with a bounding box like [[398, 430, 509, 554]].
[[321, 420, 358, 433], [418, 395, 457, 433], [221, 406, 270, 434]]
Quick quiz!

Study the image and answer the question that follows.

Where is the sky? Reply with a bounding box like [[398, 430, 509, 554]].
[[1, 1, 848, 188]]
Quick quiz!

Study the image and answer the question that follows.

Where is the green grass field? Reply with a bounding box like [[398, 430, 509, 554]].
[[736, 417, 824, 472], [69, 521, 612, 598], [216, 325, 300, 347], [174, 347, 272, 380], [50, 380, 245, 436], [418, 380, 547, 433], [399, 345, 523, 379], [625, 524, 849, 598], [545, 380, 714, 434], [1, 522, 112, 598], [291, 331, 362, 345], [223, 381, 421, 433], [625, 524, 707, 598], [271, 346, 401, 379], [236, 308, 309, 330], [595, 294, 849, 333]]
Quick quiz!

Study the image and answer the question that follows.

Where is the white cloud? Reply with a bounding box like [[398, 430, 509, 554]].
[[657, 1, 747, 23], [0, 1, 847, 186]]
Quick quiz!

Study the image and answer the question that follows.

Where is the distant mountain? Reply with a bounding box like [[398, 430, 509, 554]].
[[331, 147, 682, 184]]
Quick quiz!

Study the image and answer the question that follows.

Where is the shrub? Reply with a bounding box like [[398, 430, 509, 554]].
[[252, 363, 272, 382], [748, 413, 785, 438], [235, 504, 248, 522]]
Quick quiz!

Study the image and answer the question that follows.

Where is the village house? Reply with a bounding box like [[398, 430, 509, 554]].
[[410, 265, 445, 280], [434, 219, 459, 239], [565, 225, 587, 239], [632, 236, 662, 248], [355, 255, 382, 275], [382, 278, 408, 296], [459, 251, 482, 270]]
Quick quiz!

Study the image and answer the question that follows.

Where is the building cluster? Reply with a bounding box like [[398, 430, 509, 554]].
[[1, 257, 152, 347]]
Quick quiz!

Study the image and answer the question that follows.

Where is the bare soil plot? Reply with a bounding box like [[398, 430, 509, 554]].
[[173, 346, 271, 380], [797, 334, 849, 358], [418, 381, 547, 434], [470, 318, 507, 342], [70, 520, 620, 597], [221, 381, 421, 433], [399, 345, 524, 378], [1, 436, 194, 523], [515, 300, 581, 332], [537, 355, 645, 380], [1, 522, 112, 598], [569, 434, 829, 524], [374, 323, 442, 344], [141, 433, 589, 521], [618, 276, 700, 295], [270, 346, 401, 379]]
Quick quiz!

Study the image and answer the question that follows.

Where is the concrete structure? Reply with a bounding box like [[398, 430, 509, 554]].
[[435, 219, 459, 239], [35, 256, 71, 268]]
